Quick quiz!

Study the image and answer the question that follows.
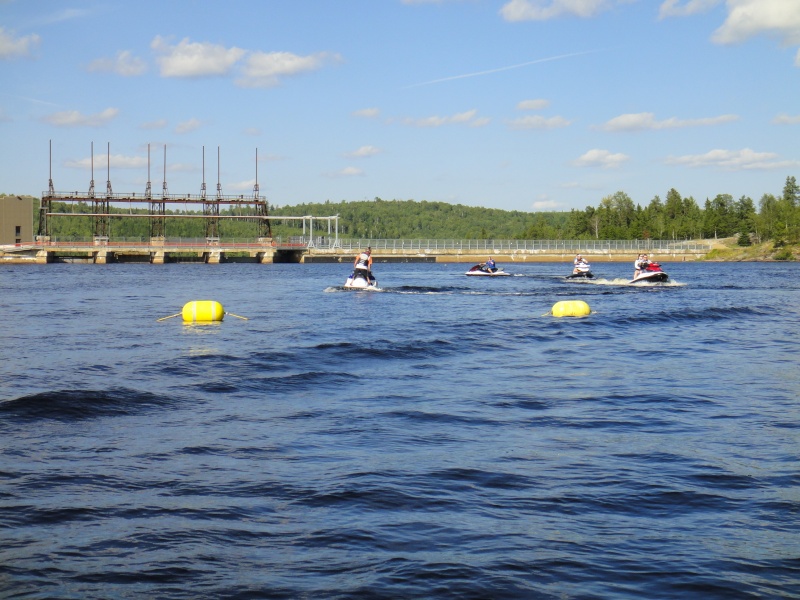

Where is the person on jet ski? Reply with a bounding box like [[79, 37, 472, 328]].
[[633, 254, 645, 279], [484, 257, 497, 273], [573, 254, 589, 274], [353, 246, 374, 283]]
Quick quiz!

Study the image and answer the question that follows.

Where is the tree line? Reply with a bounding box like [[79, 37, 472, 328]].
[[9, 175, 799, 243]]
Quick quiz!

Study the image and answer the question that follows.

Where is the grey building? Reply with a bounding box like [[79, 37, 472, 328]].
[[0, 196, 34, 245]]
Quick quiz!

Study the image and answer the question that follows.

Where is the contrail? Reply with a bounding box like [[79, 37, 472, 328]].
[[404, 50, 599, 88], [0, 93, 60, 107]]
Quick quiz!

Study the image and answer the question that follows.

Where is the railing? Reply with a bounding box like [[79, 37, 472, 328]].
[[297, 238, 714, 252], [16, 236, 713, 252]]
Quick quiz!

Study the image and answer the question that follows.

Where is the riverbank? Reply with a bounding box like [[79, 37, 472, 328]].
[[702, 239, 798, 261]]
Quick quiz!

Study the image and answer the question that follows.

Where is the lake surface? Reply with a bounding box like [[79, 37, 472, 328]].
[[1, 261, 798, 599]]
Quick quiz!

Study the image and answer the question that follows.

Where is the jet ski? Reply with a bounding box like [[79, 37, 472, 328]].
[[630, 261, 668, 284], [465, 263, 510, 276], [344, 269, 379, 290], [566, 263, 594, 279]]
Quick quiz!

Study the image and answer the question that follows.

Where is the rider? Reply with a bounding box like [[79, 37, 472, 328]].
[[633, 253, 648, 279], [353, 246, 373, 282], [484, 257, 497, 273], [573, 254, 589, 274]]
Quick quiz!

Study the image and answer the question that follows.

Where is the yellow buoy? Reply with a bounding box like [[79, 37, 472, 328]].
[[182, 300, 225, 323], [550, 300, 591, 317]]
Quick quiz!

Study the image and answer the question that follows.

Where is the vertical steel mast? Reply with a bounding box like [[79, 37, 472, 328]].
[[150, 145, 167, 238], [92, 143, 111, 238], [254, 147, 272, 238]]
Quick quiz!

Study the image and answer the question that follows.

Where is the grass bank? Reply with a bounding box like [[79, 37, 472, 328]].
[[703, 238, 798, 261]]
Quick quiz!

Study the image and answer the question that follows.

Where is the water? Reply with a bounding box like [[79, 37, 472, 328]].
[[1, 261, 798, 599]]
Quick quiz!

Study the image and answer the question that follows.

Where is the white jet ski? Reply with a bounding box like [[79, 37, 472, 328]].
[[566, 263, 594, 279], [344, 270, 379, 290], [465, 263, 510, 276], [630, 262, 668, 284]]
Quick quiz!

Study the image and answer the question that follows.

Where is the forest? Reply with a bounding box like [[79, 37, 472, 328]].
[[7, 175, 799, 245]]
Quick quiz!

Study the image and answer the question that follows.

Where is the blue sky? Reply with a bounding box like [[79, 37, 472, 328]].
[[1, 0, 799, 212]]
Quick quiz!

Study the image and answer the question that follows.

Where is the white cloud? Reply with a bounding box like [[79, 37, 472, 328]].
[[517, 99, 550, 110], [353, 107, 380, 118], [87, 50, 147, 76], [346, 145, 382, 158], [402, 109, 485, 127], [601, 112, 739, 131], [532, 198, 562, 209], [665, 147, 800, 170], [151, 36, 246, 78], [500, 0, 625, 22], [712, 0, 800, 46], [64, 154, 148, 169], [229, 179, 257, 191], [326, 167, 364, 178], [0, 27, 41, 59], [175, 118, 203, 134], [243, 127, 262, 136], [37, 8, 92, 25], [574, 149, 630, 168], [508, 115, 572, 130], [236, 51, 339, 88], [773, 113, 800, 124], [42, 107, 119, 127], [139, 119, 168, 130], [658, 0, 721, 19]]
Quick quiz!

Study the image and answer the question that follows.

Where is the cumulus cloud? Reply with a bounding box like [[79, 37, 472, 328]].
[[0, 26, 41, 59], [151, 36, 246, 77], [87, 50, 147, 76], [353, 107, 380, 118], [517, 99, 550, 110], [41, 107, 119, 127], [346, 145, 382, 158], [236, 50, 340, 88], [773, 113, 800, 124], [402, 109, 487, 127], [665, 148, 800, 170], [175, 118, 203, 134], [601, 112, 739, 131], [500, 0, 625, 22], [712, 0, 800, 46], [64, 154, 148, 169], [574, 149, 630, 168], [658, 0, 721, 19], [508, 115, 572, 130]]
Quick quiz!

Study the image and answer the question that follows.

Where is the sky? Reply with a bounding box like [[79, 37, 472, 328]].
[[1, 0, 799, 213]]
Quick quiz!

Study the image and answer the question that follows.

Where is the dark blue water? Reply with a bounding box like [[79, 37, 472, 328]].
[[1, 261, 798, 599]]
